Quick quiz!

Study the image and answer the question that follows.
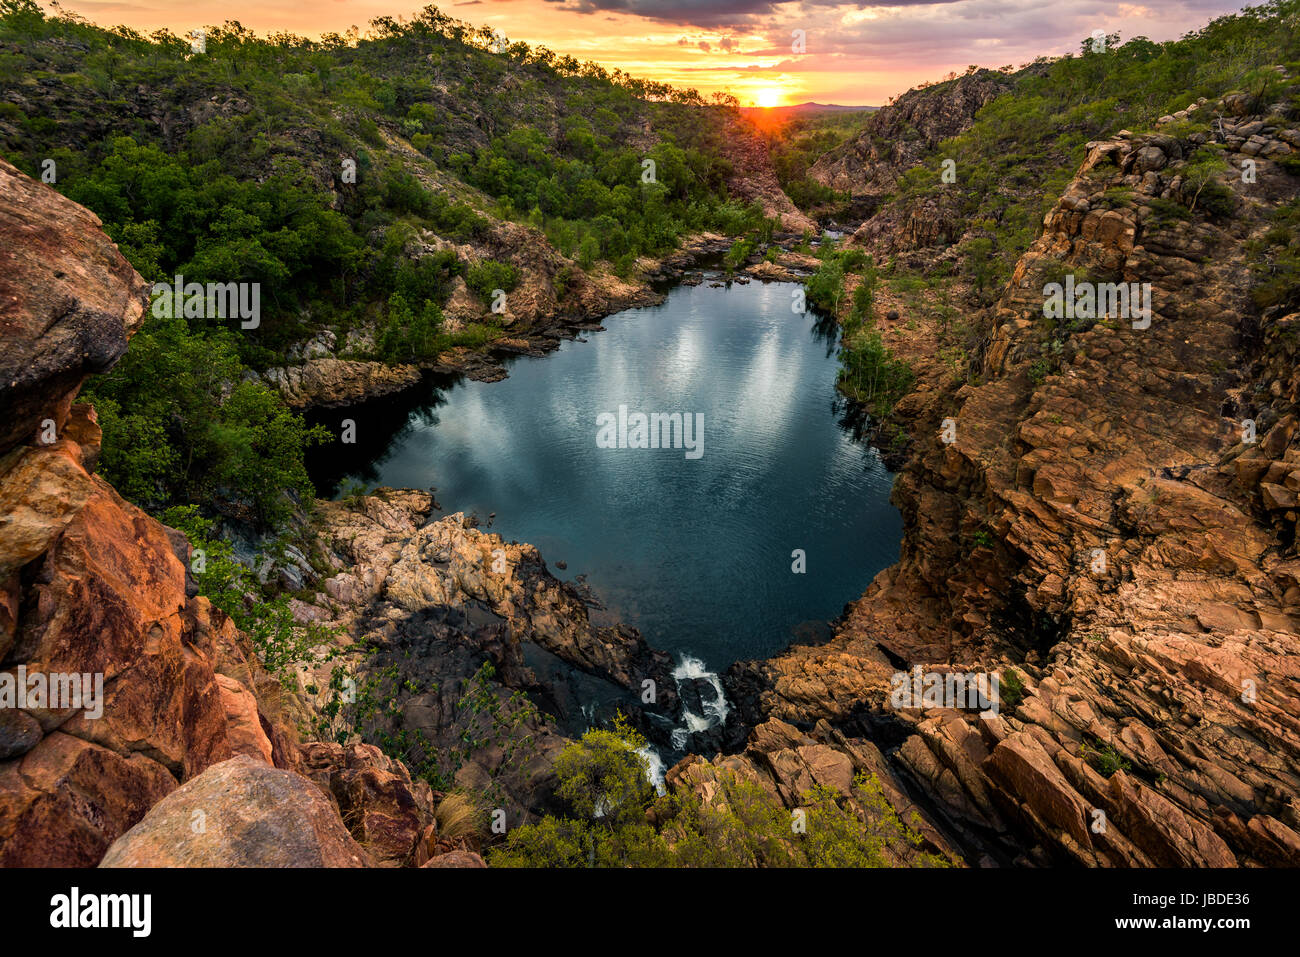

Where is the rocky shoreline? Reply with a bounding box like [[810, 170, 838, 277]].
[[262, 232, 824, 408], [710, 93, 1300, 867]]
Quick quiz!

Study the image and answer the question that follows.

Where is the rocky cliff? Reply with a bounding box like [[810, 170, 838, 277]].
[[0, 159, 488, 867], [804, 70, 1012, 259], [809, 70, 1011, 198], [0, 157, 292, 864], [721, 93, 1300, 866]]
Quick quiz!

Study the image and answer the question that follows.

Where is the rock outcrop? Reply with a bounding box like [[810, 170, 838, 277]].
[[262, 358, 423, 409], [721, 114, 818, 235], [806, 70, 1013, 259], [665, 717, 962, 866], [0, 157, 149, 455], [729, 96, 1300, 867], [99, 755, 371, 868], [809, 70, 1011, 196], [287, 490, 679, 816], [0, 162, 294, 866]]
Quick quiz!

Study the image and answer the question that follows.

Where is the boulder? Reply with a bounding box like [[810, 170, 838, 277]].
[[100, 755, 370, 867], [0, 158, 148, 456]]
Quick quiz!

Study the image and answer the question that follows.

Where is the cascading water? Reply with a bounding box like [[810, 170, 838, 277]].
[[669, 654, 730, 750], [630, 654, 733, 790]]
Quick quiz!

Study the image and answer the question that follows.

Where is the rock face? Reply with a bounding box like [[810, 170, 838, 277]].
[[810, 70, 1011, 196], [289, 491, 679, 815], [99, 755, 370, 867], [262, 359, 422, 409], [299, 742, 438, 867], [0, 157, 149, 456], [806, 70, 1012, 260], [720, 114, 818, 235], [729, 98, 1300, 866], [0, 165, 330, 867]]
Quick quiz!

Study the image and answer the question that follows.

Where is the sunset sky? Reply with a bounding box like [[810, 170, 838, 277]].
[[49, 0, 1253, 105]]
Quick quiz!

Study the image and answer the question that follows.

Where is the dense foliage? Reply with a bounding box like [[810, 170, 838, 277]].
[[0, 0, 766, 523], [806, 247, 915, 415], [881, 0, 1300, 298], [490, 719, 951, 867], [86, 314, 330, 525], [761, 108, 871, 213]]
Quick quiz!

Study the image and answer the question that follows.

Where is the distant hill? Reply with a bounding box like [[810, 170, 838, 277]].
[[742, 102, 878, 118]]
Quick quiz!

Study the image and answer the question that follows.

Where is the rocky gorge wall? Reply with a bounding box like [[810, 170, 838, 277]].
[[0, 158, 516, 867], [718, 92, 1300, 866]]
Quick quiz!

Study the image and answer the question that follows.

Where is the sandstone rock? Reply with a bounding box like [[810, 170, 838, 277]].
[[263, 358, 421, 409], [215, 674, 274, 765], [421, 849, 487, 868], [721, 116, 817, 234], [0, 162, 302, 866], [100, 755, 370, 867], [0, 707, 43, 760], [1, 732, 177, 867], [0, 158, 148, 455], [987, 733, 1092, 849], [810, 71, 1010, 198], [299, 742, 435, 867]]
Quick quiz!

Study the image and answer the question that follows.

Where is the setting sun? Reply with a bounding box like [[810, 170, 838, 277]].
[[755, 88, 782, 108]]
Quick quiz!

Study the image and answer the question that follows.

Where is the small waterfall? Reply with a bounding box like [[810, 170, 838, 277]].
[[585, 653, 731, 793], [667, 653, 730, 751], [637, 745, 667, 794]]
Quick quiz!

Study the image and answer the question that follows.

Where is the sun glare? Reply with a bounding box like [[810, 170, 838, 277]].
[[756, 88, 781, 108]]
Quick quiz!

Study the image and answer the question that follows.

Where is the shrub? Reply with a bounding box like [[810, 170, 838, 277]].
[[838, 330, 914, 415], [1081, 740, 1132, 777], [999, 667, 1026, 708], [466, 259, 518, 301], [490, 722, 952, 867]]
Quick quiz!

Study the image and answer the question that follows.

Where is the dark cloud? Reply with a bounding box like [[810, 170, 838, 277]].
[[555, 0, 784, 30]]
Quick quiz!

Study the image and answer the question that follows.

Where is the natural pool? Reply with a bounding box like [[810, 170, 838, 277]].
[[309, 278, 902, 680]]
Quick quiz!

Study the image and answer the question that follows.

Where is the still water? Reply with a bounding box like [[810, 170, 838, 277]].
[[309, 279, 902, 673]]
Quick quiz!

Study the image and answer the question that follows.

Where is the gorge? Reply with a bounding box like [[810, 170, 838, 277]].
[[2, 0, 1299, 873]]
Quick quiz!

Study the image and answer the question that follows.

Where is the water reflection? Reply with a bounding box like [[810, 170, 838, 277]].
[[306, 281, 902, 667]]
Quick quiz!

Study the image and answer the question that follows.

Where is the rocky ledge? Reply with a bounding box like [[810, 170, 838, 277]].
[[284, 489, 678, 813]]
